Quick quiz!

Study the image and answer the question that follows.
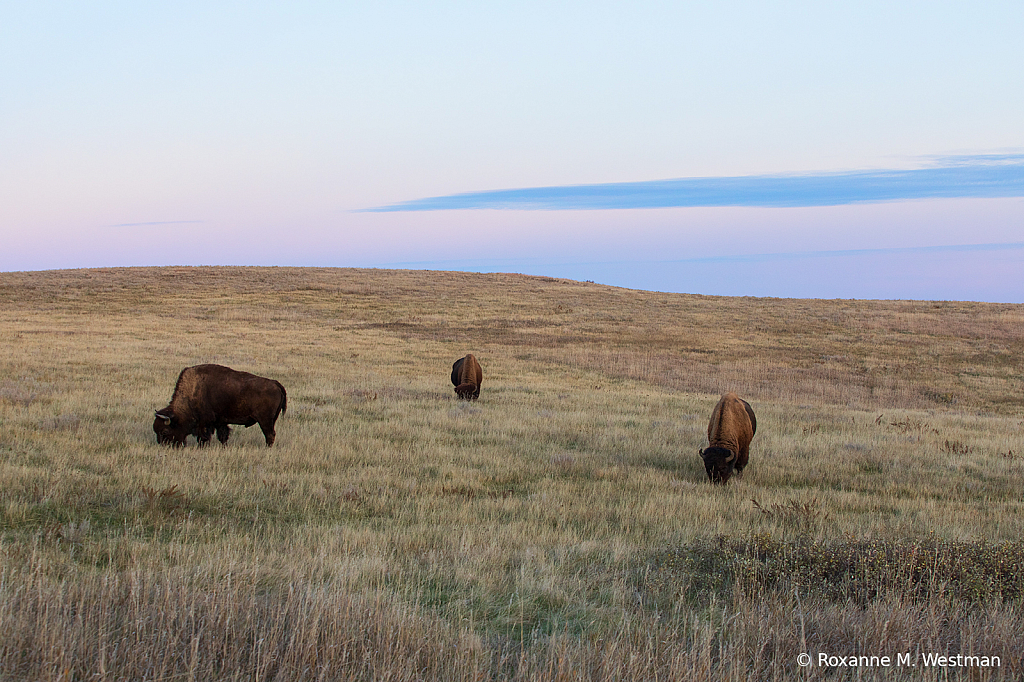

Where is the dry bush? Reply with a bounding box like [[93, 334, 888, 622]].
[[751, 498, 827, 535], [140, 484, 186, 516]]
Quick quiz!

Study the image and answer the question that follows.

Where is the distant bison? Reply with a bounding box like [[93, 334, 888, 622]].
[[699, 392, 756, 484], [153, 364, 287, 447], [451, 354, 482, 400]]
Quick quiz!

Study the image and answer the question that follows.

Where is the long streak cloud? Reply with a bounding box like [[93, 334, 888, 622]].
[[368, 154, 1024, 212]]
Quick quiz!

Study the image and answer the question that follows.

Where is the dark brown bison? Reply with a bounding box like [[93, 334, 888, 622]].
[[153, 364, 287, 447], [699, 392, 756, 484], [451, 354, 482, 400]]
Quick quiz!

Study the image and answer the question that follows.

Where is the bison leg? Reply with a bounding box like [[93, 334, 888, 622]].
[[216, 423, 232, 444], [258, 421, 276, 447], [195, 426, 213, 447], [736, 443, 750, 473]]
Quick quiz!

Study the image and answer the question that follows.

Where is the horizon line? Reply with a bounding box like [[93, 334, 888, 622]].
[[373, 240, 1024, 269]]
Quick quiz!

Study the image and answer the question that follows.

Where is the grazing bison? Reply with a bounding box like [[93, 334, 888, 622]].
[[699, 392, 756, 484], [153, 364, 287, 447], [451, 354, 483, 400]]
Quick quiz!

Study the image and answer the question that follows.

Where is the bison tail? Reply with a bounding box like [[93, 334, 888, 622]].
[[276, 381, 288, 416]]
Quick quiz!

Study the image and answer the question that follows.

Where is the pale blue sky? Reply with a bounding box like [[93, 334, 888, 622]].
[[2, 2, 1023, 300]]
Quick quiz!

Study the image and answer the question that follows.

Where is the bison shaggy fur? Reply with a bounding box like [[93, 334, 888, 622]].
[[451, 354, 483, 400], [700, 392, 756, 484], [153, 364, 287, 447]]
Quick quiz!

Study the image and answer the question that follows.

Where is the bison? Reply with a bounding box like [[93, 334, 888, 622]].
[[699, 392, 756, 484], [153, 364, 287, 447], [451, 354, 482, 400]]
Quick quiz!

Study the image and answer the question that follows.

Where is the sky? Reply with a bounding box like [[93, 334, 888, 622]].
[[2, 2, 1023, 301]]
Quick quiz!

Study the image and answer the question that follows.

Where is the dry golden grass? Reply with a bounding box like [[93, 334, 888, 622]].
[[1, 266, 1022, 681]]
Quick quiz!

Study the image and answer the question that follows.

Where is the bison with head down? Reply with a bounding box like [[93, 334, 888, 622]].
[[699, 392, 756, 484], [451, 354, 482, 400], [153, 364, 287, 447]]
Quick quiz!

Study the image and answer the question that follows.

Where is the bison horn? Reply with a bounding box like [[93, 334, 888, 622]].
[[154, 410, 171, 424], [699, 448, 706, 460], [724, 450, 736, 463]]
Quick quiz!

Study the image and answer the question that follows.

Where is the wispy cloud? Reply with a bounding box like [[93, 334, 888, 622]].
[[108, 220, 204, 228], [367, 153, 1024, 212]]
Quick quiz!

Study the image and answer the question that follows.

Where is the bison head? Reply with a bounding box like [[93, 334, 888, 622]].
[[153, 409, 188, 446], [700, 446, 737, 484], [454, 383, 477, 400]]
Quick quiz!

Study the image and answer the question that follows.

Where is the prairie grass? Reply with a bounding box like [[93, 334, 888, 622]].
[[1, 266, 1022, 680]]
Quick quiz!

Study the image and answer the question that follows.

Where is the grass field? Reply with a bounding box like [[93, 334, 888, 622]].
[[1, 266, 1022, 681]]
